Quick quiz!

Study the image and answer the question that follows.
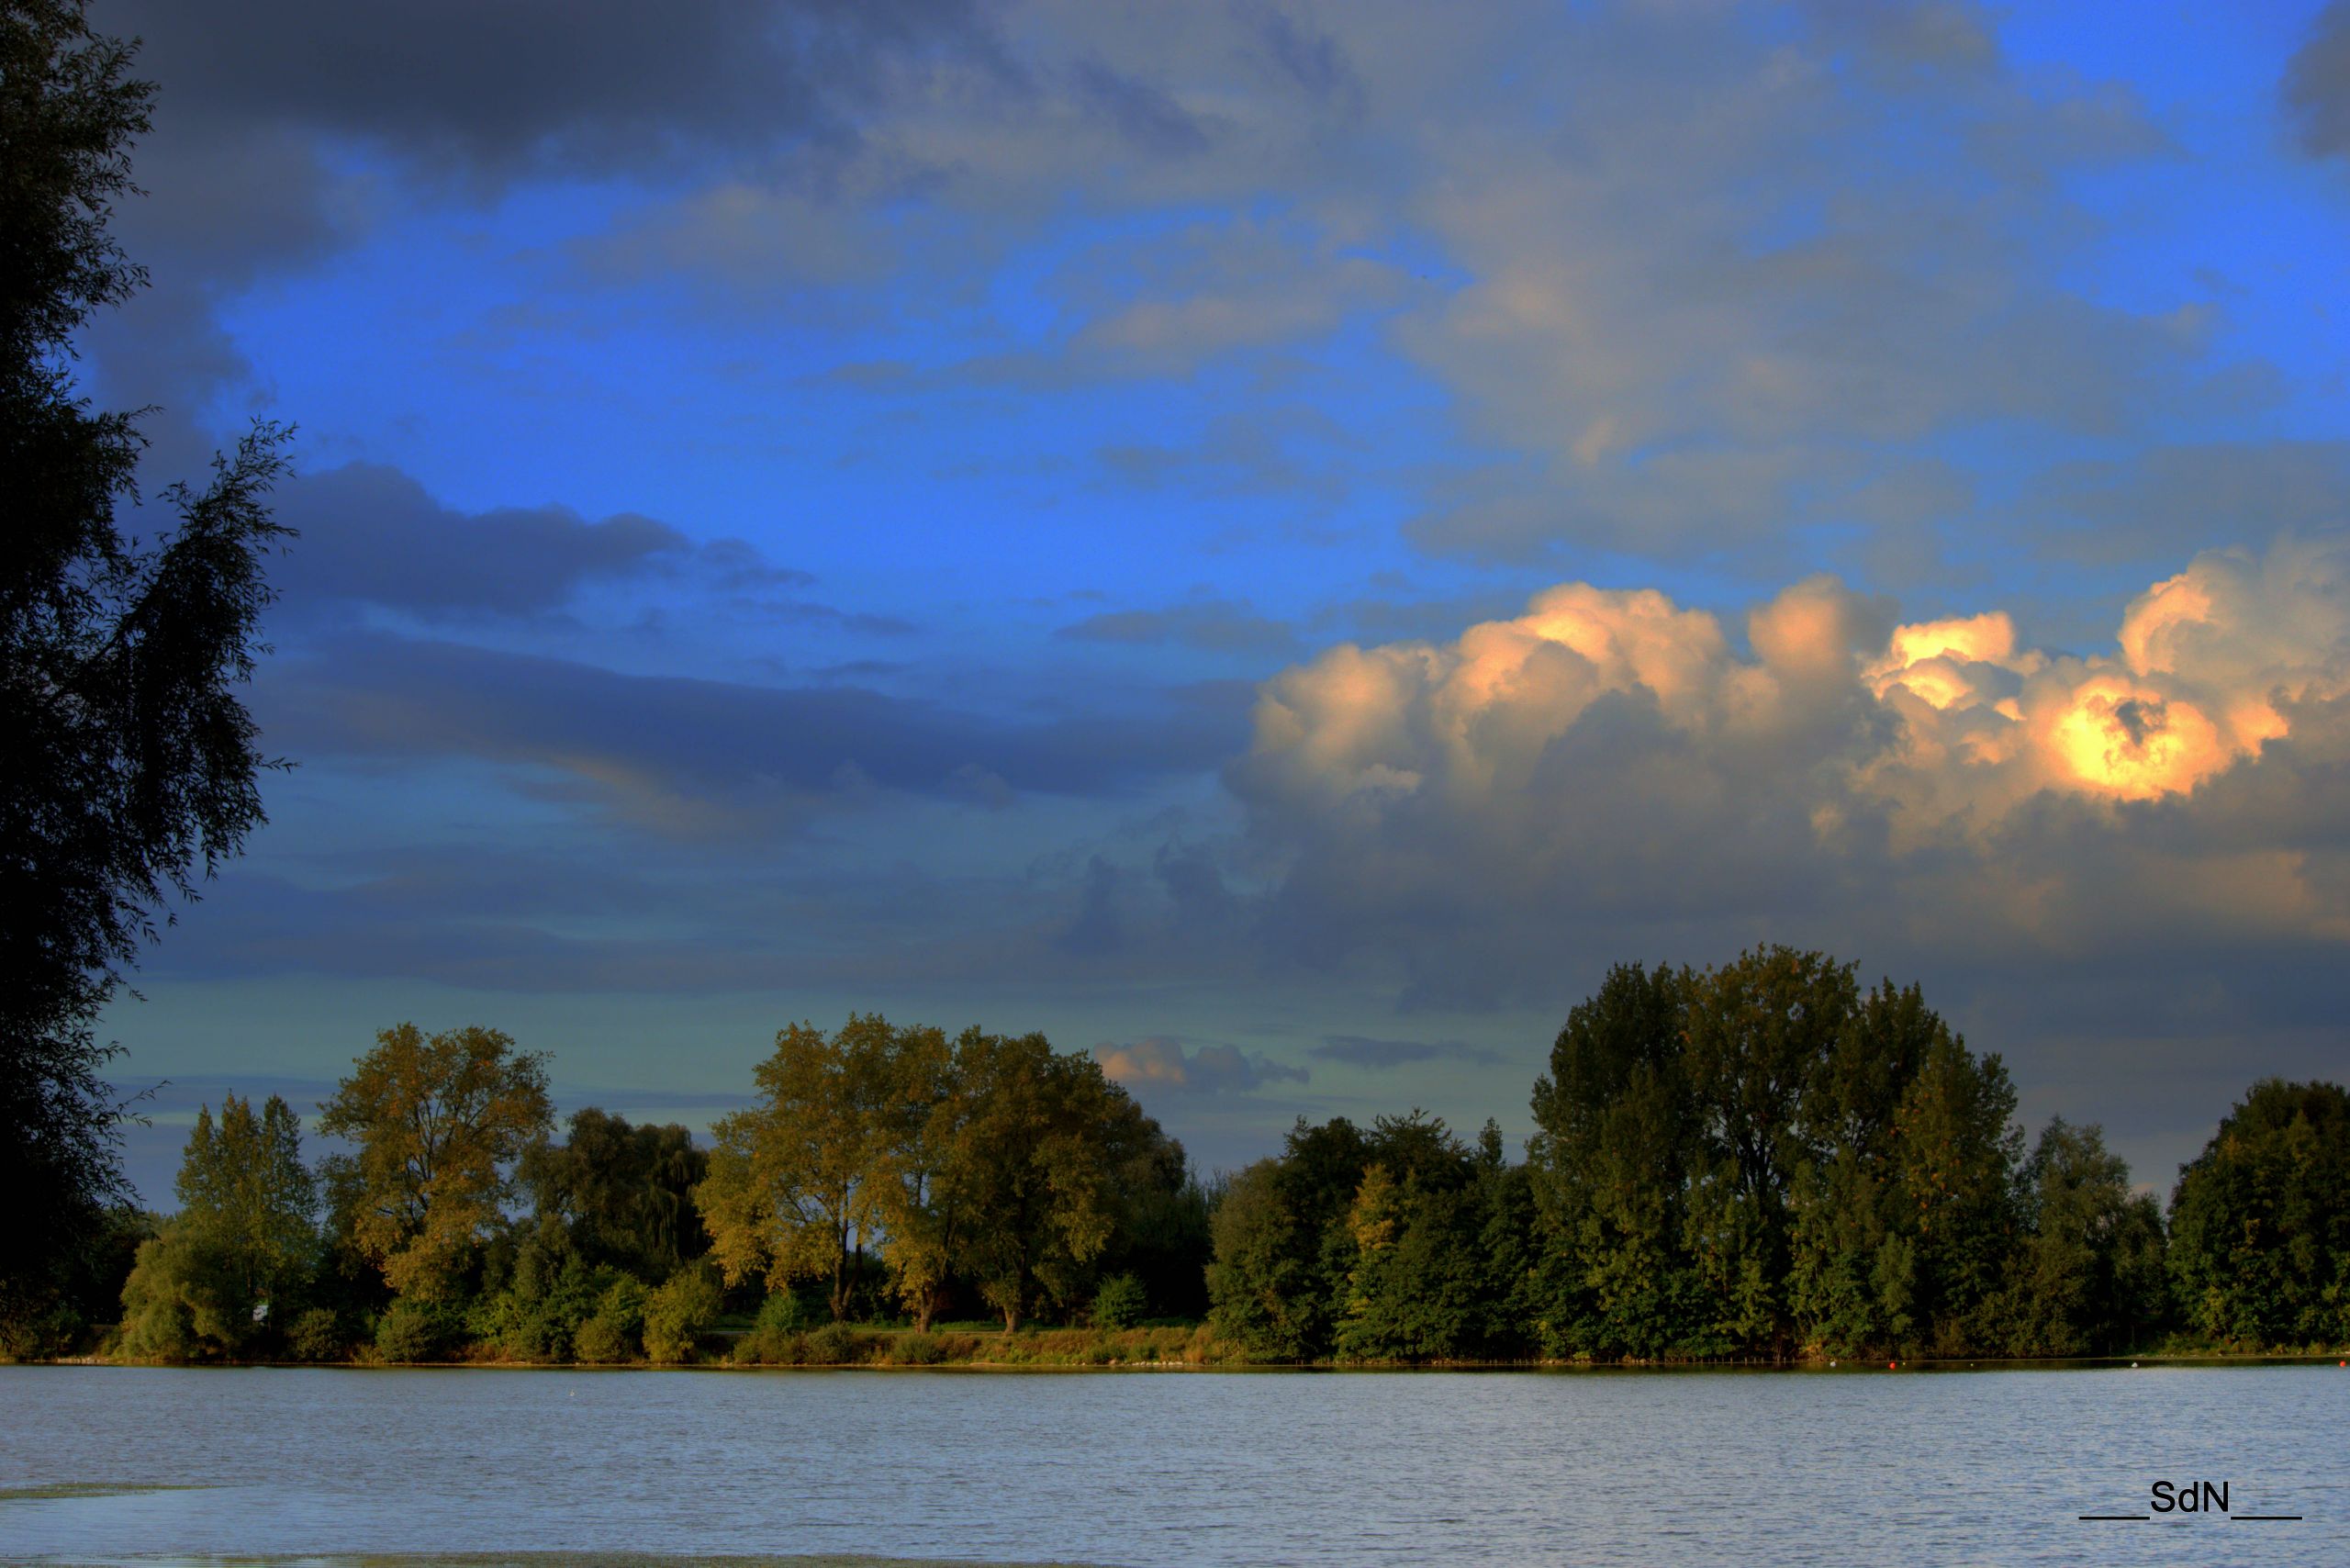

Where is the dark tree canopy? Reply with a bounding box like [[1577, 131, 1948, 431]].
[[521, 1107, 710, 1281], [1, 0, 294, 1338], [2168, 1079, 2350, 1349]]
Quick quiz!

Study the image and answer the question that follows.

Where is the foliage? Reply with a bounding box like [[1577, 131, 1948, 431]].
[[2168, 1079, 2350, 1349], [174, 1092, 316, 1308], [804, 1320, 874, 1365], [574, 1275, 651, 1364], [1982, 1118, 2168, 1356], [473, 1221, 611, 1361], [1091, 1272, 1147, 1329], [935, 1028, 1159, 1331], [520, 1108, 707, 1281], [1206, 1117, 1372, 1360], [373, 1297, 465, 1364], [316, 1023, 553, 1301], [285, 1305, 347, 1362], [1, 0, 294, 1342], [115, 1222, 253, 1361], [642, 1262, 723, 1363], [697, 1014, 935, 1321]]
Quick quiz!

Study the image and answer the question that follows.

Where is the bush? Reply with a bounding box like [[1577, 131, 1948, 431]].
[[574, 1276, 649, 1363], [642, 1264, 722, 1364], [286, 1307, 348, 1362], [804, 1320, 872, 1365], [374, 1299, 464, 1363], [1091, 1272, 1147, 1330], [734, 1290, 810, 1364], [117, 1226, 251, 1361], [479, 1249, 610, 1362], [889, 1331, 947, 1365]]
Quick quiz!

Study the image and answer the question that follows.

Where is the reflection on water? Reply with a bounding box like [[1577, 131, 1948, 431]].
[[2, 1364, 2344, 1566]]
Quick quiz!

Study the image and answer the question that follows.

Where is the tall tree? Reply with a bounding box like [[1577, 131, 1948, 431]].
[[174, 1092, 315, 1306], [520, 1107, 708, 1281], [696, 1014, 925, 1321], [2, 0, 294, 1338], [936, 1028, 1136, 1332], [1527, 961, 1705, 1359], [2168, 1079, 2350, 1349], [117, 1091, 315, 1359], [316, 1025, 552, 1301], [1992, 1117, 2167, 1356]]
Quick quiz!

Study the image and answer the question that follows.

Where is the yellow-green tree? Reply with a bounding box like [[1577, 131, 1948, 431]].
[[176, 1092, 315, 1306], [317, 1024, 552, 1301], [934, 1029, 1133, 1332], [697, 1014, 935, 1321]]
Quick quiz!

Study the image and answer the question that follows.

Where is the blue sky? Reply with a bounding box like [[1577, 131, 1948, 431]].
[[85, 0, 2350, 1202]]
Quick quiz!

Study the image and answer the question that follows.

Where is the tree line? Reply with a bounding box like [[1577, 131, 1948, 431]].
[[105, 1015, 1210, 1363], [13, 949, 2343, 1363]]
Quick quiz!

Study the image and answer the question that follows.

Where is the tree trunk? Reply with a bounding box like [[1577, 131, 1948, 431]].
[[1002, 1303, 1020, 1333]]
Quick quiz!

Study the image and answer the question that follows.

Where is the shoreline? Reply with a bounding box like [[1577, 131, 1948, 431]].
[[28, 1350, 2347, 1373]]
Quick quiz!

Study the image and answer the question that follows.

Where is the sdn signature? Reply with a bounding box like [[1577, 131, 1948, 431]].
[[2080, 1482, 2301, 1523]]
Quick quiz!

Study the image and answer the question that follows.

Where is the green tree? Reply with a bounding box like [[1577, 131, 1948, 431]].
[[1204, 1159, 1314, 1358], [316, 1024, 553, 1302], [116, 1092, 316, 1361], [174, 1092, 315, 1309], [2169, 1079, 2350, 1350], [2, 0, 295, 1343], [1886, 1031, 2020, 1350], [641, 1262, 722, 1363], [933, 1028, 1166, 1331], [1207, 1116, 1370, 1360], [115, 1224, 249, 1361], [1989, 1118, 2166, 1356], [697, 1014, 925, 1321], [870, 1021, 959, 1330], [1330, 1113, 1488, 1361], [520, 1107, 708, 1280], [1528, 962, 1709, 1359]]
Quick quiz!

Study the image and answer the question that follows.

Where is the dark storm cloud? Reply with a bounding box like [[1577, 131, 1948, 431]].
[[2286, 1, 2350, 159], [261, 633, 1252, 823], [271, 464, 700, 616], [102, 0, 990, 176], [1313, 1035, 1507, 1070]]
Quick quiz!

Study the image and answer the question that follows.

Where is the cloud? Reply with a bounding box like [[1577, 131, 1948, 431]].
[[1093, 1037, 1308, 1094], [1229, 535, 2350, 1004], [261, 633, 1254, 831], [271, 464, 699, 616], [107, 0, 992, 181], [2021, 443, 2350, 563], [1312, 1035, 1505, 1070], [2287, 1, 2350, 160], [1058, 597, 1301, 657]]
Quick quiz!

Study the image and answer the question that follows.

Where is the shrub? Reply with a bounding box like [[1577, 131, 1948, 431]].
[[805, 1320, 871, 1365], [1091, 1272, 1147, 1330], [286, 1307, 347, 1362], [574, 1276, 650, 1363], [642, 1264, 722, 1364], [889, 1331, 946, 1365], [374, 1299, 464, 1363], [116, 1225, 254, 1362], [480, 1251, 611, 1362]]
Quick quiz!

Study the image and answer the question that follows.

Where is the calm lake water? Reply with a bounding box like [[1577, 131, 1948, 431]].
[[3, 1362, 2344, 1566]]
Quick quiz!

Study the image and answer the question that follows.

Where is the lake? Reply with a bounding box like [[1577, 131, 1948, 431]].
[[3, 1363, 2343, 1565]]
